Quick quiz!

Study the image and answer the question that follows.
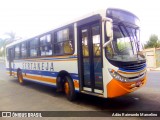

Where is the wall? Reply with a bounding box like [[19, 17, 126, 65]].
[[155, 48, 160, 68], [144, 48, 156, 69]]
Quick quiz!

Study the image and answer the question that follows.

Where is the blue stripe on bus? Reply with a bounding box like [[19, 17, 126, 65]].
[[119, 64, 146, 72], [12, 56, 78, 61], [24, 78, 79, 92], [23, 70, 79, 80], [23, 69, 58, 77], [23, 78, 57, 88], [6, 68, 79, 80]]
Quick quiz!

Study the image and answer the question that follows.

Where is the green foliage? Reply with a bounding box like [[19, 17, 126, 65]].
[[144, 34, 160, 49], [0, 31, 16, 57], [117, 40, 131, 51], [117, 41, 126, 51]]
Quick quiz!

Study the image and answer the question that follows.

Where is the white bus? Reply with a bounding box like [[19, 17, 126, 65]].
[[6, 8, 146, 101]]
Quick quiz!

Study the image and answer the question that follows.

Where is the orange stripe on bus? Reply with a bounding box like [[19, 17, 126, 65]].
[[24, 74, 79, 89], [9, 71, 79, 89], [15, 59, 77, 62], [118, 69, 146, 74], [29, 59, 77, 62], [24, 74, 56, 84]]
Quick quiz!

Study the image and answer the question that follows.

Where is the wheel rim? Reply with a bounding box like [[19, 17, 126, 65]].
[[64, 81, 69, 95]]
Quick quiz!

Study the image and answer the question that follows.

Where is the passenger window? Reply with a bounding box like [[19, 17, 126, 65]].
[[21, 42, 27, 58], [15, 45, 20, 59], [40, 34, 52, 56], [53, 27, 74, 55], [57, 29, 69, 42], [29, 38, 39, 57], [6, 48, 9, 60]]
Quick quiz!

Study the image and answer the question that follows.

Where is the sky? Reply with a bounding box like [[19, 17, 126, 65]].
[[0, 0, 160, 43]]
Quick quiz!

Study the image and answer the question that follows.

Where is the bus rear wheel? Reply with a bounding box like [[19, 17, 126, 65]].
[[64, 76, 76, 101], [17, 71, 25, 85]]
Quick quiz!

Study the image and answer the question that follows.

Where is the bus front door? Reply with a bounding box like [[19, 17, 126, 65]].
[[78, 22, 103, 93]]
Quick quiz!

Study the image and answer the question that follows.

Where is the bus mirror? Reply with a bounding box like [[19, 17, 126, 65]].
[[103, 20, 113, 48], [106, 20, 113, 38], [103, 39, 112, 48]]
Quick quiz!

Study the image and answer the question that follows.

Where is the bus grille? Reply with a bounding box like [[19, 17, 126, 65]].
[[121, 62, 146, 71]]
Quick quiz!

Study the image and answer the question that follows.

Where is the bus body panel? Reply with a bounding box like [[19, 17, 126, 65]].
[[6, 56, 80, 91], [5, 8, 146, 99]]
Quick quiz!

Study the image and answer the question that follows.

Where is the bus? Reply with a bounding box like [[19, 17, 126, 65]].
[[5, 8, 146, 101]]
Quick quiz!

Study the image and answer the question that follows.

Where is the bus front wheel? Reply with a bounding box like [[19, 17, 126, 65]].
[[64, 76, 76, 101]]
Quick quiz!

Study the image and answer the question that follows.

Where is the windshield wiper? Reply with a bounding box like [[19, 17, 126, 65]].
[[118, 23, 135, 55], [127, 27, 140, 53]]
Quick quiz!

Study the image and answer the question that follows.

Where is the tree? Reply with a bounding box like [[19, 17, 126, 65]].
[[0, 31, 16, 57], [4, 31, 16, 45], [144, 34, 160, 49]]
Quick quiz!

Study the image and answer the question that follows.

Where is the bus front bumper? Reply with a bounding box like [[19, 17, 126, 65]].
[[107, 76, 147, 98]]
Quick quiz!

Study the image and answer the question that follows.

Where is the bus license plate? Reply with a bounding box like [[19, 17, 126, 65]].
[[136, 81, 142, 87]]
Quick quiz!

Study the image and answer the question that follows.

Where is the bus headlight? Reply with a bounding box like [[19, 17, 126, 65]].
[[108, 68, 128, 82]]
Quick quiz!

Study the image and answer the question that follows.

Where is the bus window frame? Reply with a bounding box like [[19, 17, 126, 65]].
[[14, 44, 21, 59], [53, 24, 75, 56], [39, 34, 53, 57], [21, 41, 28, 59], [7, 24, 75, 60], [28, 37, 40, 58]]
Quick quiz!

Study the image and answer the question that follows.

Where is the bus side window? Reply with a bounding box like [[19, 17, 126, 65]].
[[40, 34, 52, 56], [15, 45, 20, 59], [6, 48, 9, 61], [64, 41, 73, 54], [29, 38, 39, 57], [7, 48, 14, 61], [11, 48, 15, 60], [53, 27, 74, 55], [21, 42, 27, 58]]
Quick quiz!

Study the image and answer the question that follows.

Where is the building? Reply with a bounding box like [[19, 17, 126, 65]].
[[144, 48, 160, 70]]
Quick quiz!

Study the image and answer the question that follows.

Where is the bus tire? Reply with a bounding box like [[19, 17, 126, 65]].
[[64, 76, 76, 101], [17, 70, 25, 85]]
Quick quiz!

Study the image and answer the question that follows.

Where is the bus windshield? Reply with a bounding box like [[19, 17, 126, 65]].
[[106, 24, 144, 62]]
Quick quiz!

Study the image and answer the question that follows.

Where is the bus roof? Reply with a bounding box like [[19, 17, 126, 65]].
[[6, 9, 106, 48], [6, 8, 136, 48]]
